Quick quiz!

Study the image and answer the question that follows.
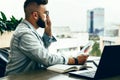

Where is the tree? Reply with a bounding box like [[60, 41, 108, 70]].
[[89, 41, 101, 56]]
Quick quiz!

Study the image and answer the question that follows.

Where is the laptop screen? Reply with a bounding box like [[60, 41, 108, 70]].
[[95, 45, 120, 79]]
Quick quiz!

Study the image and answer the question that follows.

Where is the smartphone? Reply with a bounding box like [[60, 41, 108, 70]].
[[77, 41, 94, 56]]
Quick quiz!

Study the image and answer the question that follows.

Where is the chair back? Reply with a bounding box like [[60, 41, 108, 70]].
[[0, 48, 9, 77]]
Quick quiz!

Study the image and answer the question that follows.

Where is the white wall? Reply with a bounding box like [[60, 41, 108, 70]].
[[0, 0, 25, 19]]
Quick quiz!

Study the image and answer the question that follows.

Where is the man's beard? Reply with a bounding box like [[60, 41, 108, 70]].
[[36, 17, 46, 28]]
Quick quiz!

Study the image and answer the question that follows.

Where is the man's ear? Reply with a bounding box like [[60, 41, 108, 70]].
[[32, 12, 38, 20]]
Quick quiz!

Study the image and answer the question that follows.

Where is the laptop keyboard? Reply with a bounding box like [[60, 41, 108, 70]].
[[78, 70, 96, 78]]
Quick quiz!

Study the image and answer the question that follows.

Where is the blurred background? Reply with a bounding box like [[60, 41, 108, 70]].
[[0, 0, 120, 57]]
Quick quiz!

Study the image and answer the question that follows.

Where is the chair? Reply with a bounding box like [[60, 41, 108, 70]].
[[0, 48, 9, 77]]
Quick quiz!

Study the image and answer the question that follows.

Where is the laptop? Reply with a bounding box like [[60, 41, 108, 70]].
[[69, 45, 120, 79]]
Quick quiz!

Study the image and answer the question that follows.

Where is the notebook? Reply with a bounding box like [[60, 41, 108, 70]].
[[69, 45, 120, 79]]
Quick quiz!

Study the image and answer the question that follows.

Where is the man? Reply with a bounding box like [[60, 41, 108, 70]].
[[5, 0, 88, 75]]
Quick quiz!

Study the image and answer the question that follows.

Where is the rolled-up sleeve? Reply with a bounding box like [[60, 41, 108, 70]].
[[42, 33, 57, 48], [19, 32, 68, 66]]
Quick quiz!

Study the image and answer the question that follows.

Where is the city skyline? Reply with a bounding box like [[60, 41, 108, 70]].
[[0, 0, 120, 31], [87, 8, 104, 35]]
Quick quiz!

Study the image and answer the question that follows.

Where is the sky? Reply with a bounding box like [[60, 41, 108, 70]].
[[0, 0, 120, 31]]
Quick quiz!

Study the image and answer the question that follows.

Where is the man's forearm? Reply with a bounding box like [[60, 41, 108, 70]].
[[42, 33, 57, 48]]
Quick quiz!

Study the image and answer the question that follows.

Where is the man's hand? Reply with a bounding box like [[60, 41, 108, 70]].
[[45, 15, 52, 36], [68, 57, 75, 65], [77, 54, 89, 65], [68, 54, 89, 65]]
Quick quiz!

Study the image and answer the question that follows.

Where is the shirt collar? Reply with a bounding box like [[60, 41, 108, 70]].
[[22, 19, 36, 31]]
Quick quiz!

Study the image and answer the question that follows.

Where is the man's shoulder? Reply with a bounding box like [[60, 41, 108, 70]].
[[17, 22, 30, 31], [13, 23, 33, 37]]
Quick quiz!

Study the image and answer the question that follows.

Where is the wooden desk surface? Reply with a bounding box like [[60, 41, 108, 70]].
[[0, 57, 120, 80], [0, 69, 83, 80], [0, 69, 120, 80]]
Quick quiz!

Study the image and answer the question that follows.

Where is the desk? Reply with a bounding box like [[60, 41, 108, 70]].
[[1, 69, 81, 80], [0, 56, 120, 80], [0, 69, 120, 80]]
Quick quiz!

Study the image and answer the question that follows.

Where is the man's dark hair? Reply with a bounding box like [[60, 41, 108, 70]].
[[24, 0, 48, 8], [24, 0, 48, 18]]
